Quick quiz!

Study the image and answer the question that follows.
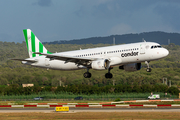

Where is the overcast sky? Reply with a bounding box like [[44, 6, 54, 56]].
[[0, 0, 180, 43]]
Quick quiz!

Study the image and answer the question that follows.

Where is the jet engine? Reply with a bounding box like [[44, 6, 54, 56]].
[[91, 59, 110, 70], [119, 63, 141, 71]]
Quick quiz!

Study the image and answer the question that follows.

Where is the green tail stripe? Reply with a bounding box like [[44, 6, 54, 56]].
[[23, 29, 52, 57], [39, 42, 43, 56], [31, 32, 36, 57], [47, 51, 52, 54], [23, 30, 29, 52]]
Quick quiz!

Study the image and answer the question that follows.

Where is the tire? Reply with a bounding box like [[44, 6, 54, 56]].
[[83, 72, 91, 78], [83, 72, 88, 78], [146, 68, 152, 72], [105, 73, 113, 78]]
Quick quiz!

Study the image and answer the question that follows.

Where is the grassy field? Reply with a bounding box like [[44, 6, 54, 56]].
[[0, 92, 177, 101], [0, 112, 179, 119], [0, 100, 179, 105]]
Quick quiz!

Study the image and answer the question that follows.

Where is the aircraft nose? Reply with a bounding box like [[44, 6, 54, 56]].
[[163, 48, 169, 57]]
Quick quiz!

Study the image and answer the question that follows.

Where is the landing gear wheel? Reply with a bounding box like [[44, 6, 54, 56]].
[[105, 67, 113, 78], [83, 72, 91, 78], [105, 73, 113, 79], [146, 68, 151, 72]]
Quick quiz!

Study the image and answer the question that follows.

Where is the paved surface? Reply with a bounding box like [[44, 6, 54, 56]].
[[0, 108, 180, 113]]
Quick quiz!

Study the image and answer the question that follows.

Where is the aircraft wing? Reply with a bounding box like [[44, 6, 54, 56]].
[[34, 52, 99, 65]]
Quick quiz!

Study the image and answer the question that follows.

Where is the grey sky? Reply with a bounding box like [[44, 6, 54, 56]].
[[0, 0, 180, 43]]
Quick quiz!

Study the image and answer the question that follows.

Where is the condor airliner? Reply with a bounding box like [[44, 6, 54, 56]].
[[13, 29, 169, 78]]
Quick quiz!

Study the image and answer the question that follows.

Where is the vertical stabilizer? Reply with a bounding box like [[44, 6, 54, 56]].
[[23, 29, 51, 58]]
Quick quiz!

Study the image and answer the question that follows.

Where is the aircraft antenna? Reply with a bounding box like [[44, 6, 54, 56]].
[[142, 38, 146, 42]]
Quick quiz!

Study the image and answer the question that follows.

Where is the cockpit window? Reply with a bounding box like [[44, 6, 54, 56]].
[[151, 45, 162, 49]]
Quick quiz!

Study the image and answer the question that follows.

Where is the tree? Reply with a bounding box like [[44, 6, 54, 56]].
[[168, 87, 179, 95]]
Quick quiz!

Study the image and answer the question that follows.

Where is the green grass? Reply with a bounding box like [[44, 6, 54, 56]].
[[0, 92, 177, 101]]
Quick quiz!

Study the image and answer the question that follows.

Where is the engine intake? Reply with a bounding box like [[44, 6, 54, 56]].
[[91, 59, 110, 70]]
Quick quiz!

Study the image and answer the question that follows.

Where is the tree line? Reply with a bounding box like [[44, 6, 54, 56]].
[[0, 84, 179, 96], [43, 31, 180, 45]]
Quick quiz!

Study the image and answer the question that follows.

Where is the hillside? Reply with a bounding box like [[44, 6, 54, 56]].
[[43, 31, 180, 45], [0, 42, 180, 87]]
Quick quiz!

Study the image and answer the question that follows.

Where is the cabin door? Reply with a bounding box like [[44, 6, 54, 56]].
[[140, 44, 145, 54]]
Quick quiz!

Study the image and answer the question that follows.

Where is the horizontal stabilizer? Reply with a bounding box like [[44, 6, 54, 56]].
[[11, 59, 37, 63]]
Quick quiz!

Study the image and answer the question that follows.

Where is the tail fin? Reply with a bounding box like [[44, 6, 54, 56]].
[[23, 29, 51, 58]]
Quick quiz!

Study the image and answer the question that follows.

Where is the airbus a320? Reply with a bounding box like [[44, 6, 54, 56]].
[[13, 29, 169, 78]]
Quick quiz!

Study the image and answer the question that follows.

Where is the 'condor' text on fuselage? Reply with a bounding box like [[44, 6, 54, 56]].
[[121, 51, 139, 57]]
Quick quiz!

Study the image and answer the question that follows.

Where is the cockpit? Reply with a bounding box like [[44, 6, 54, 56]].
[[151, 45, 162, 49]]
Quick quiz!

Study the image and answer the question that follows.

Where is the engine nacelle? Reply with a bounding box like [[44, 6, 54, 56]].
[[119, 63, 141, 71], [91, 59, 110, 70], [109, 57, 122, 66]]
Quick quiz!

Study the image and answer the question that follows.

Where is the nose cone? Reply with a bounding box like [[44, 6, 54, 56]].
[[162, 48, 169, 57]]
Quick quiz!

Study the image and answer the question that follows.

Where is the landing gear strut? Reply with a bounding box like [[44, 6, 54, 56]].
[[145, 61, 151, 72], [83, 68, 91, 78], [105, 68, 113, 78]]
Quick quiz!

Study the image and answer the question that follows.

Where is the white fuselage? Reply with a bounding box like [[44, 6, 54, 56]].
[[24, 42, 169, 70]]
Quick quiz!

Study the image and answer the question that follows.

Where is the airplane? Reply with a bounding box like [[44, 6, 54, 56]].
[[12, 29, 169, 78]]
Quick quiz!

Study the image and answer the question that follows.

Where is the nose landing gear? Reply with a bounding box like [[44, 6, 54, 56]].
[[145, 61, 151, 72]]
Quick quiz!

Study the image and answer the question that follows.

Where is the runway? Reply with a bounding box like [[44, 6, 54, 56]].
[[0, 108, 180, 113]]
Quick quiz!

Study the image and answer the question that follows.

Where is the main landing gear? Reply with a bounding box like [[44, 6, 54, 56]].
[[145, 61, 151, 72], [83, 68, 113, 78], [105, 68, 113, 79], [83, 68, 91, 78]]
